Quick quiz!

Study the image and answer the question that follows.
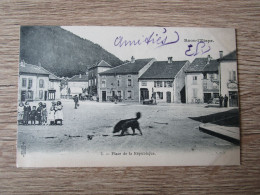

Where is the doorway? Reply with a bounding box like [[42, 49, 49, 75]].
[[102, 91, 106, 102], [166, 91, 171, 103], [140, 88, 149, 100]]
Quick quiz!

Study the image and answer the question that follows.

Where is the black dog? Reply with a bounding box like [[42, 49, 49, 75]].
[[113, 112, 142, 136]]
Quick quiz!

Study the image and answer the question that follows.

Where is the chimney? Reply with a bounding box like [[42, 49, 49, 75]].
[[131, 56, 135, 63], [79, 74, 82, 78], [207, 55, 211, 64], [219, 51, 223, 58], [168, 57, 173, 63]]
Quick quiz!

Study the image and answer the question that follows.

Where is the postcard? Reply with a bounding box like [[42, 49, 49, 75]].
[[17, 26, 240, 167]]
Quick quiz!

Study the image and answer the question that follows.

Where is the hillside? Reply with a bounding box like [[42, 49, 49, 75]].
[[19, 26, 123, 77]]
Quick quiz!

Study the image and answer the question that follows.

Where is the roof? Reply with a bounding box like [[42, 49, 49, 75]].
[[19, 62, 50, 75], [68, 74, 88, 82], [202, 60, 219, 72], [19, 62, 61, 80], [219, 50, 237, 61], [186, 58, 219, 73], [99, 59, 153, 75], [88, 60, 112, 70], [139, 61, 188, 79]]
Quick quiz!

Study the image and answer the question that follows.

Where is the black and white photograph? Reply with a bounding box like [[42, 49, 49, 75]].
[[17, 26, 240, 167]]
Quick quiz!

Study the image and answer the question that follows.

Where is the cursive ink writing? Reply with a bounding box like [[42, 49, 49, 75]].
[[185, 41, 211, 56], [114, 28, 179, 48]]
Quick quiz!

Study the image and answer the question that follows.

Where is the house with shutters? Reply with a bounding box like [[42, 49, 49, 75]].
[[18, 61, 61, 102], [218, 50, 238, 107], [138, 57, 190, 103], [98, 57, 155, 102], [185, 55, 220, 104]]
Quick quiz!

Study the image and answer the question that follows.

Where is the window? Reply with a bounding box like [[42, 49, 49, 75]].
[[203, 74, 207, 79], [39, 79, 44, 88], [193, 88, 198, 98], [27, 91, 33, 100], [192, 76, 197, 85], [39, 90, 43, 99], [117, 80, 120, 86], [128, 79, 132, 86], [117, 75, 121, 79], [118, 91, 121, 98], [94, 78, 96, 85], [101, 80, 106, 88], [154, 81, 163, 88], [164, 81, 173, 88], [28, 79, 33, 89], [232, 71, 236, 81], [141, 81, 147, 86], [127, 91, 132, 99], [22, 78, 27, 87], [157, 92, 163, 99], [101, 75, 106, 79], [229, 71, 237, 81]]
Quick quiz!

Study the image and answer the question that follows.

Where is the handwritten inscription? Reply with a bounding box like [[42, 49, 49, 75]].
[[185, 41, 211, 56], [114, 28, 179, 48]]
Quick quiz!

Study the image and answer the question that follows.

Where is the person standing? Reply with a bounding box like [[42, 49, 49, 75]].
[[55, 101, 63, 125], [42, 103, 48, 125], [73, 95, 79, 109], [29, 106, 37, 125], [18, 102, 24, 125], [224, 94, 229, 107], [219, 94, 223, 107], [48, 102, 56, 125], [23, 101, 31, 125], [36, 102, 43, 125]]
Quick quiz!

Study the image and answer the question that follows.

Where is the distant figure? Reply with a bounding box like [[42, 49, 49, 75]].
[[29, 106, 37, 125], [73, 95, 79, 109], [224, 94, 228, 107], [219, 95, 223, 107], [18, 102, 24, 125], [23, 101, 31, 125], [114, 94, 118, 104]]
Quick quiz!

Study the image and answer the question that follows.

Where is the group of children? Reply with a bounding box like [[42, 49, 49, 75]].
[[18, 101, 63, 125]]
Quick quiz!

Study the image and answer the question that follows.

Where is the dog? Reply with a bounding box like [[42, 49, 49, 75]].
[[113, 112, 142, 136]]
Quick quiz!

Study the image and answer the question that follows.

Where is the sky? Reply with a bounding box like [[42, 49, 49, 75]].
[[61, 26, 236, 62]]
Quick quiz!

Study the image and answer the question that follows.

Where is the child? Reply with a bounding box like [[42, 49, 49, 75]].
[[36, 102, 43, 125], [23, 101, 31, 125], [48, 102, 56, 125], [41, 103, 48, 125], [55, 101, 63, 125], [18, 102, 24, 125], [29, 106, 37, 125]]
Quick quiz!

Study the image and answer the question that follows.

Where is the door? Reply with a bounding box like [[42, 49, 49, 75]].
[[21, 91, 26, 101], [204, 93, 211, 103], [180, 86, 186, 103], [102, 91, 106, 102], [44, 91, 48, 101], [140, 88, 149, 100], [166, 91, 171, 103], [229, 91, 238, 107]]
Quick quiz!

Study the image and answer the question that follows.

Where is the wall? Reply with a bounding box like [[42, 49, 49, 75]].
[[18, 74, 49, 101], [99, 74, 139, 101], [185, 73, 204, 103]]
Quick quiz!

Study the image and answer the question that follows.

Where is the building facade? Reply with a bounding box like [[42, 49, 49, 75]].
[[98, 57, 154, 102], [18, 61, 61, 102], [219, 51, 238, 107], [185, 56, 220, 104], [139, 58, 190, 103], [88, 60, 112, 97], [67, 74, 88, 97]]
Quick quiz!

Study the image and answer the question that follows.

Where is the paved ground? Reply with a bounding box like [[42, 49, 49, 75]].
[[17, 100, 239, 155]]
